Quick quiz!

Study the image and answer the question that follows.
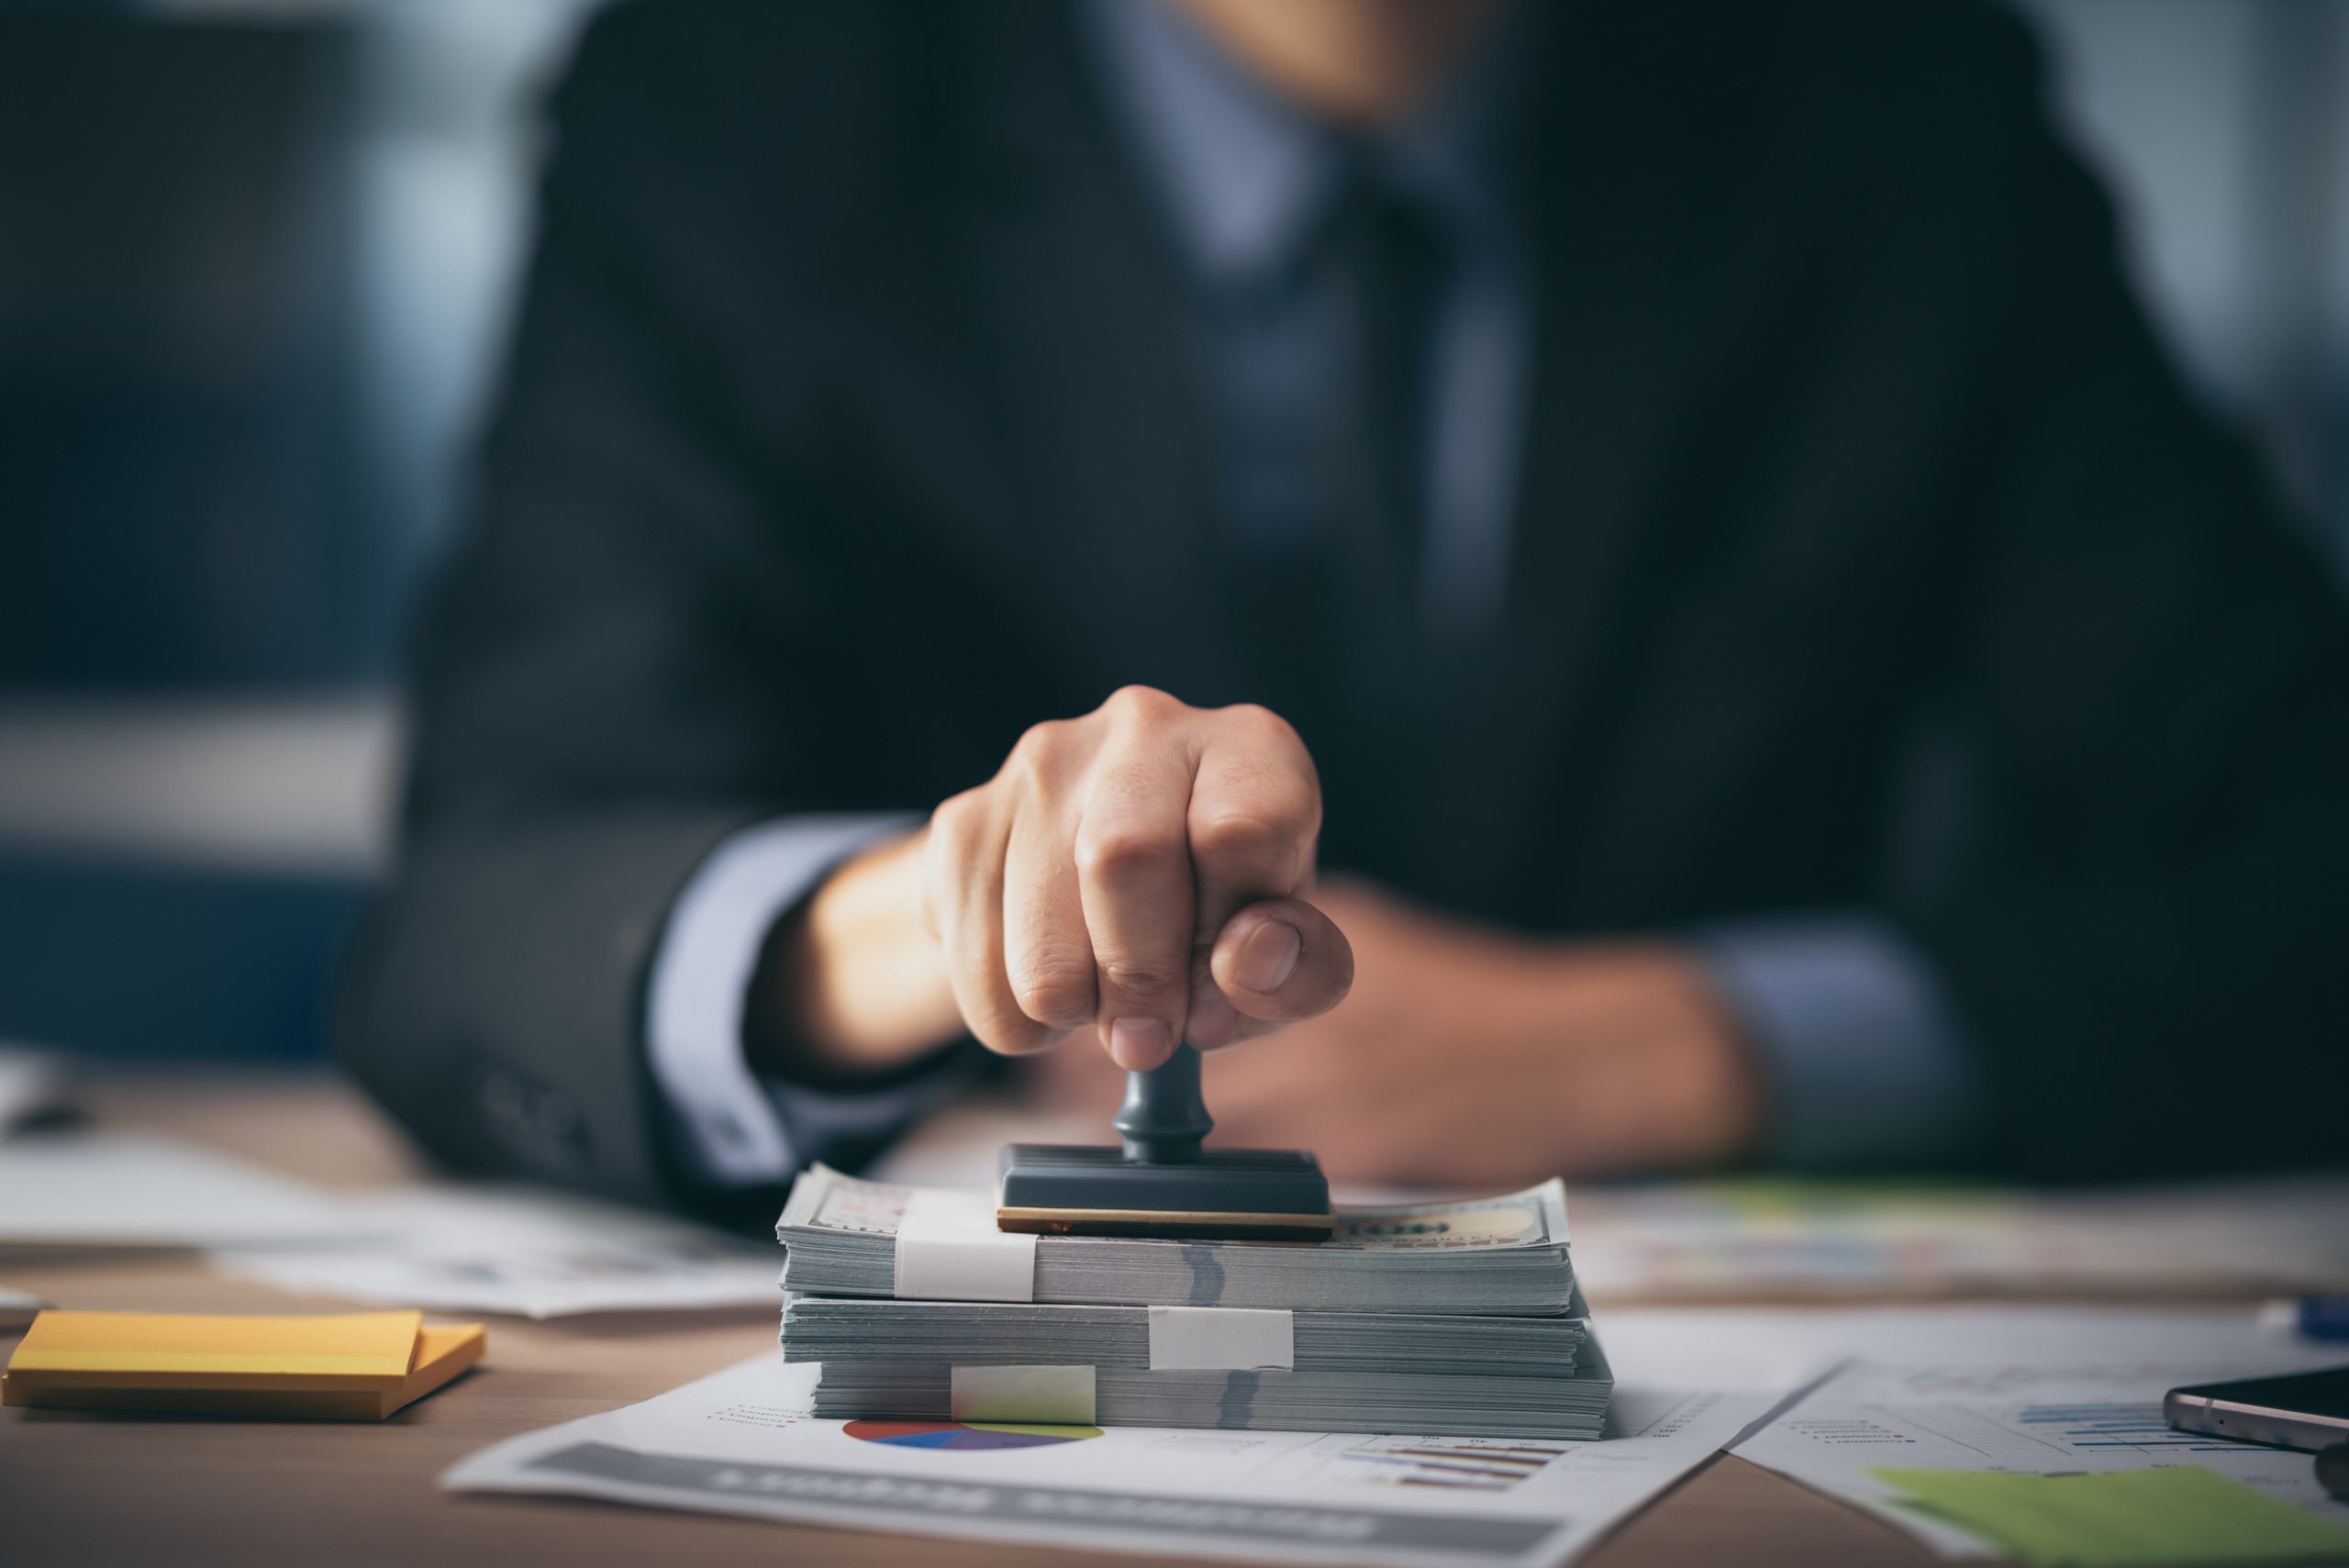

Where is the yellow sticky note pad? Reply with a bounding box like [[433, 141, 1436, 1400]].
[[1867, 1465, 2349, 1568], [3, 1311, 484, 1420]]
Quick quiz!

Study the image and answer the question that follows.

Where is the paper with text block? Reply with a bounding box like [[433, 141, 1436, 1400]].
[[1731, 1307, 2349, 1558], [446, 1347, 1782, 1568]]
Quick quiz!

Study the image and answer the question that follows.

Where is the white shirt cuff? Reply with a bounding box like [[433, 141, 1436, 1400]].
[[1698, 912, 1982, 1168], [645, 813, 917, 1185]]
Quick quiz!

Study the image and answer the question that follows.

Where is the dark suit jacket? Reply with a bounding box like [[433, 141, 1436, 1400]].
[[340, 0, 2349, 1221]]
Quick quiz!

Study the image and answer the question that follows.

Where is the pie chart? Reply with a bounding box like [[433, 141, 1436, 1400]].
[[843, 1419, 1103, 1451]]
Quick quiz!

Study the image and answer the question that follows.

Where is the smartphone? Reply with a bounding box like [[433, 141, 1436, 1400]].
[[2165, 1367, 2349, 1451]]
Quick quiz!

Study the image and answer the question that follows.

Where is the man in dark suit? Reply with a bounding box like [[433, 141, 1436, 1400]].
[[340, 0, 2349, 1228]]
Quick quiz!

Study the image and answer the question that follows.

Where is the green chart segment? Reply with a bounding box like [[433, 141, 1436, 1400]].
[[843, 1420, 1104, 1451]]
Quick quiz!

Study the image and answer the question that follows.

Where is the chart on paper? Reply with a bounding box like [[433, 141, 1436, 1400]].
[[1787, 1399, 2264, 1467], [446, 1352, 1792, 1568], [2002, 1402, 2256, 1456], [1328, 1436, 1573, 1493], [1732, 1312, 2349, 1561]]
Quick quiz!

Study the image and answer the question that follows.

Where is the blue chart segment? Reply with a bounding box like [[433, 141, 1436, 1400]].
[[844, 1420, 1103, 1451], [2016, 1403, 2254, 1453]]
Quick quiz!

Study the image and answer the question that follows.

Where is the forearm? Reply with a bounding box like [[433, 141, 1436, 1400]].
[[747, 828, 966, 1083], [1477, 938, 1766, 1175]]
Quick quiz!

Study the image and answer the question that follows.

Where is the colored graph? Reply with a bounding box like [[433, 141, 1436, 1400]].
[[1864, 1400, 2259, 1462], [1330, 1433, 1569, 1491], [2017, 1402, 2254, 1455], [843, 1419, 1103, 1451]]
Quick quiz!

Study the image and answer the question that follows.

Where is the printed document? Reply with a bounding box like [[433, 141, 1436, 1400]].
[[446, 1349, 1787, 1567], [0, 1128, 778, 1316], [0, 1130, 352, 1249], [213, 1184, 783, 1318], [1729, 1307, 2349, 1556]]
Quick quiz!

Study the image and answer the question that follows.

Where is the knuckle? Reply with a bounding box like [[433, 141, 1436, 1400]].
[[965, 995, 1055, 1055], [931, 786, 994, 843], [1098, 959, 1185, 999], [1190, 808, 1292, 864], [1211, 706, 1319, 806], [1009, 975, 1097, 1029], [1006, 944, 1098, 1028], [1101, 684, 1176, 724], [1074, 821, 1186, 883], [1222, 702, 1304, 755], [1004, 737, 1079, 805], [1008, 720, 1069, 772], [1190, 780, 1318, 886], [940, 784, 1005, 830]]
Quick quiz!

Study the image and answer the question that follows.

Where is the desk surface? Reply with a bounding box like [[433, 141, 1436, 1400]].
[[3, 1071, 1964, 1568]]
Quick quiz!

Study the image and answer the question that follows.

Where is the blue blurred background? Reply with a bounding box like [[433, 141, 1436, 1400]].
[[0, 0, 2343, 1063]]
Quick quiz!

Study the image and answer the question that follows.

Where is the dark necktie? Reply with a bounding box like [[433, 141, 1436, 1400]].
[[1253, 158, 1460, 865], [1322, 154, 1451, 583], [1208, 152, 1460, 863]]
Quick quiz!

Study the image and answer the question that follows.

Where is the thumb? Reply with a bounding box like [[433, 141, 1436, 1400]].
[[1195, 898, 1353, 1047]]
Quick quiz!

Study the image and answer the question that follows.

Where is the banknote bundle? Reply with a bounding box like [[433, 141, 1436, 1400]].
[[785, 1296, 1591, 1369], [783, 1295, 1613, 1439], [777, 1164, 1578, 1316], [805, 1358, 1613, 1440], [773, 1165, 1614, 1438]]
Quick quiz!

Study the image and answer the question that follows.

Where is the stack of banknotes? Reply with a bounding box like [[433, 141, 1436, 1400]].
[[774, 1164, 1612, 1439]]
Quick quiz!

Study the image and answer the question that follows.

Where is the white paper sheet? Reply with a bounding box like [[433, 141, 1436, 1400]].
[[445, 1349, 1785, 1567], [1726, 1306, 2349, 1556], [0, 1041, 67, 1135], [211, 1184, 783, 1318], [0, 1283, 50, 1329], [0, 1130, 355, 1247]]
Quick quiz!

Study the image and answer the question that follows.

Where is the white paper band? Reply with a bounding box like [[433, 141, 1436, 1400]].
[[950, 1365, 1096, 1424], [893, 1190, 1035, 1302], [1146, 1306, 1295, 1370]]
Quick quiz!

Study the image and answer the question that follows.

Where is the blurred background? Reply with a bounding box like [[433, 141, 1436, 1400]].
[[0, 0, 2343, 1066]]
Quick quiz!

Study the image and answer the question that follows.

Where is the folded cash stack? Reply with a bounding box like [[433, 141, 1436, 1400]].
[[774, 1164, 1613, 1439]]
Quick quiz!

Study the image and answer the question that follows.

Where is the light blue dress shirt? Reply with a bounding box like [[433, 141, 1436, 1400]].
[[644, 0, 1981, 1186]]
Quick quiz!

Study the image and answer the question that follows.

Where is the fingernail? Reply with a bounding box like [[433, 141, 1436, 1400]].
[[1235, 918, 1302, 994], [1108, 1017, 1175, 1071]]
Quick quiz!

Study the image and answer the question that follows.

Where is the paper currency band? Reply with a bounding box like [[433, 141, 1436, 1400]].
[[950, 1364, 1096, 1424], [894, 1190, 1037, 1302], [1147, 1306, 1296, 1371]]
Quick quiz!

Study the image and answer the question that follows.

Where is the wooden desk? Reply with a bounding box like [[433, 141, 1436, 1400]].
[[0, 1071, 1956, 1568]]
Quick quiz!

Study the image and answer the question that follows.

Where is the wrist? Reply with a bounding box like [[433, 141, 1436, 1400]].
[[746, 828, 963, 1081], [1520, 940, 1767, 1173]]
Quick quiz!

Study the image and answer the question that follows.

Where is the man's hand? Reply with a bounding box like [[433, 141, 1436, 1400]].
[[923, 686, 1352, 1070], [762, 687, 1353, 1079], [1028, 878, 1765, 1186]]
